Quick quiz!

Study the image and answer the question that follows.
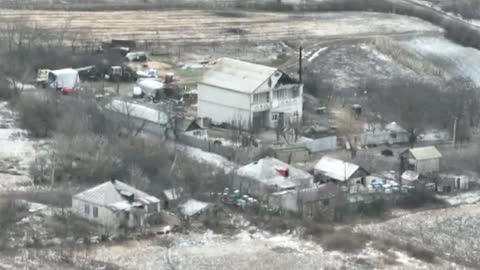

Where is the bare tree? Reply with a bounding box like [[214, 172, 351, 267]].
[[337, 108, 363, 158], [367, 78, 449, 147]]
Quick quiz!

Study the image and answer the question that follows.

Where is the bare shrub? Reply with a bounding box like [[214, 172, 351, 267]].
[[303, 221, 334, 238], [440, 144, 480, 174], [443, 0, 480, 19], [406, 243, 436, 263], [321, 228, 370, 253], [6, 191, 72, 208], [0, 78, 16, 101], [16, 92, 57, 138], [0, 198, 29, 248], [357, 199, 387, 218], [374, 37, 445, 77], [397, 190, 445, 209]]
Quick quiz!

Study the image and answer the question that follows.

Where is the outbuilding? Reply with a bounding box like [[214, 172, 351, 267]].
[[314, 156, 369, 186]]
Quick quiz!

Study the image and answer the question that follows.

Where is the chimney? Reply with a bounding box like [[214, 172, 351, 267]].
[[298, 46, 303, 83], [110, 178, 116, 184], [276, 167, 289, 177]]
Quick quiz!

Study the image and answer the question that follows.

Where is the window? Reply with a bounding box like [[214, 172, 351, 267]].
[[271, 113, 279, 121], [93, 207, 98, 218], [293, 111, 299, 117], [253, 93, 269, 104], [84, 204, 90, 215], [322, 199, 330, 206], [274, 89, 287, 100]]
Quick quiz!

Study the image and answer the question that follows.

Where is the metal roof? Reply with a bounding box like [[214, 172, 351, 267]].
[[236, 157, 313, 189], [137, 79, 164, 91], [179, 199, 209, 217], [200, 58, 278, 93], [408, 146, 442, 160], [314, 156, 361, 182], [105, 99, 169, 125], [73, 180, 160, 211]]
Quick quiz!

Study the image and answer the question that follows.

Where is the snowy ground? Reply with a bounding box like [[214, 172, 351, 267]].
[[0, 101, 46, 192], [177, 145, 237, 174], [356, 202, 480, 268], [88, 228, 467, 270]]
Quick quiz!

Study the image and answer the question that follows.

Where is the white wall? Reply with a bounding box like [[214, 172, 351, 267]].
[[416, 158, 440, 174], [198, 83, 252, 126], [198, 83, 251, 110], [72, 198, 122, 231]]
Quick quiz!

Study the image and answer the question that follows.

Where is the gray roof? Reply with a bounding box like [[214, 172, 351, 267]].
[[407, 146, 442, 160], [200, 58, 278, 93], [73, 180, 159, 211], [314, 156, 362, 182], [236, 157, 313, 189]]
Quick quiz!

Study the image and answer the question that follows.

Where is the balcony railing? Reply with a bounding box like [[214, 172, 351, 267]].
[[251, 102, 272, 112], [272, 96, 301, 108]]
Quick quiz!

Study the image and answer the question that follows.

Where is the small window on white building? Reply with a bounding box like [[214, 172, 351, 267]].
[[93, 207, 98, 218], [84, 204, 90, 215], [274, 89, 287, 100], [253, 93, 269, 104], [272, 113, 279, 121], [253, 94, 259, 103], [293, 111, 299, 117]]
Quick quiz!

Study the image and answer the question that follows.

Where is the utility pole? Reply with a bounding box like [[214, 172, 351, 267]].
[[452, 116, 458, 147], [298, 46, 303, 83]]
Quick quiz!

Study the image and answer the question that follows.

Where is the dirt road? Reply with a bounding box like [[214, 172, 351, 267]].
[[0, 10, 441, 44]]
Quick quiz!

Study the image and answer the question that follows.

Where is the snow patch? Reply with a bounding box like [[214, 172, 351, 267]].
[[178, 145, 237, 173], [308, 47, 328, 62]]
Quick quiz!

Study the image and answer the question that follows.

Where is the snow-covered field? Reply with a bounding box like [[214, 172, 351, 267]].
[[401, 37, 480, 86]]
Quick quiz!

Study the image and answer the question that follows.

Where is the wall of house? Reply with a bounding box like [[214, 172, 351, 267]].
[[301, 135, 337, 153], [416, 158, 440, 174], [358, 130, 409, 146], [231, 175, 276, 200], [198, 83, 252, 127], [268, 190, 299, 212], [268, 85, 303, 128], [72, 198, 123, 232]]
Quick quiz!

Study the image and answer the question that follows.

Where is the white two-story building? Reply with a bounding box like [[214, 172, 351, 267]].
[[197, 58, 303, 130]]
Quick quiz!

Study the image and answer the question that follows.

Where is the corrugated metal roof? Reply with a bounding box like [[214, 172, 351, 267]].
[[200, 58, 278, 93], [408, 146, 442, 160], [314, 156, 360, 182], [73, 180, 160, 211], [236, 157, 313, 189], [105, 99, 169, 125]]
